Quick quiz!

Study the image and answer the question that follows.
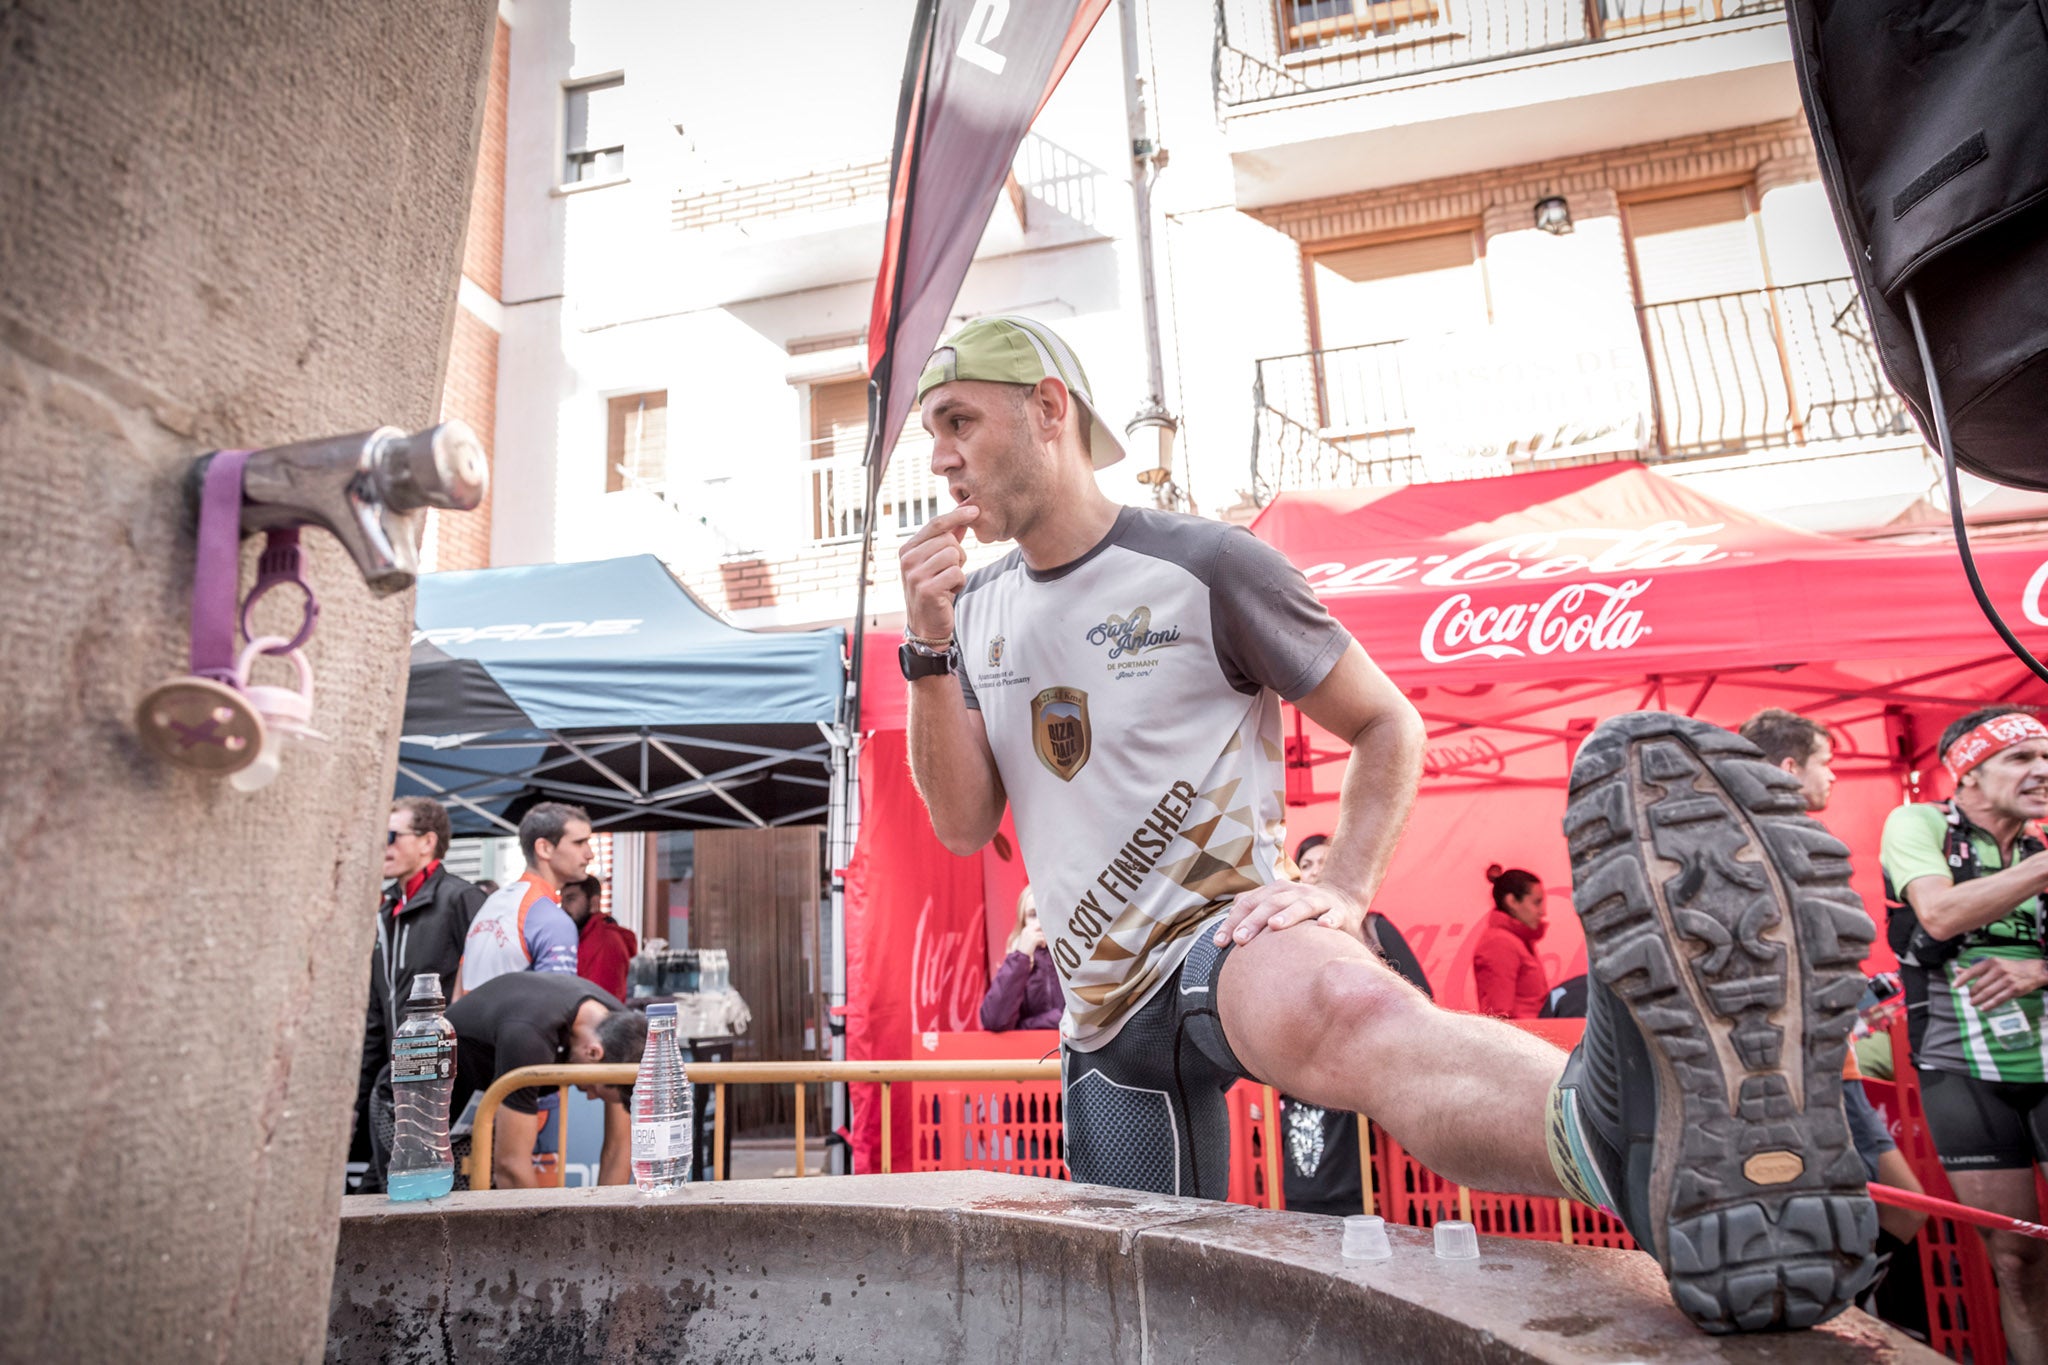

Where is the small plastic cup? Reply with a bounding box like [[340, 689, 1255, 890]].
[[1433, 1220, 1480, 1260], [1341, 1214, 1392, 1261]]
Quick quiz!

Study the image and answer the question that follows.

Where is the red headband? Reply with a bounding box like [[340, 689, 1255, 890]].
[[1944, 713, 2048, 780]]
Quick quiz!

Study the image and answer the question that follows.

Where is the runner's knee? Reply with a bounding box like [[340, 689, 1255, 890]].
[[1307, 952, 1415, 1035], [1986, 1230, 2048, 1288]]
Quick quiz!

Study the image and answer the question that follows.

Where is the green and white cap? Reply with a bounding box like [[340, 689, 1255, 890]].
[[915, 315, 1126, 469]]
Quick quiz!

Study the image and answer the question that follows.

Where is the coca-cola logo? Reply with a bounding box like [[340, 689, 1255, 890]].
[[1423, 579, 1654, 663], [910, 896, 983, 1033], [1304, 521, 1727, 596], [2025, 560, 2048, 628], [1422, 734, 1505, 778]]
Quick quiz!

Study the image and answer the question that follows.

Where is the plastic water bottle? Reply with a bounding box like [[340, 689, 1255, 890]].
[[387, 972, 457, 1201], [632, 1002, 692, 1193]]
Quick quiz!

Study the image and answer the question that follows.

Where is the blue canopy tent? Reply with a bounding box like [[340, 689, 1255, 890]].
[[396, 555, 848, 834]]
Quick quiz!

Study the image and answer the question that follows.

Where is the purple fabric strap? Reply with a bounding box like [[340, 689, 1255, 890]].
[[191, 449, 252, 684]]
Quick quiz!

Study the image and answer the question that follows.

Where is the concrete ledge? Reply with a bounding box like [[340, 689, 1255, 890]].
[[330, 1173, 1934, 1363]]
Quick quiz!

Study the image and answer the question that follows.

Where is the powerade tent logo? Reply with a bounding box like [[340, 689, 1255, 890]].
[[412, 619, 643, 647]]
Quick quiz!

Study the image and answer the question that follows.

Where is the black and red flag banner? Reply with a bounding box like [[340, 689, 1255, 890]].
[[866, 0, 1110, 483], [849, 0, 1111, 722]]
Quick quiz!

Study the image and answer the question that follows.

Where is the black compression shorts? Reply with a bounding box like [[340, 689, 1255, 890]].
[[1060, 909, 1258, 1200], [1919, 1068, 2048, 1172]]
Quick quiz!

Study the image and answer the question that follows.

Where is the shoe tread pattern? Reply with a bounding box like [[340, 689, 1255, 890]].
[[1566, 711, 1878, 1333]]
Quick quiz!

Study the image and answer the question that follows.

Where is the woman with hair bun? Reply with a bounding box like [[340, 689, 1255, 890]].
[[1472, 864, 1549, 1019]]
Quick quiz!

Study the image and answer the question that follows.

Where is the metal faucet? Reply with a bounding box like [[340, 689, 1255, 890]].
[[186, 421, 488, 594]]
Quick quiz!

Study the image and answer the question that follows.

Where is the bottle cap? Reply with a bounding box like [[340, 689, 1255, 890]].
[[646, 1002, 677, 1018], [1341, 1214, 1392, 1261], [407, 972, 444, 1002], [1433, 1220, 1480, 1260]]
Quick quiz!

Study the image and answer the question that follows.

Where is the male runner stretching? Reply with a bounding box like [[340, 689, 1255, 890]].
[[897, 315, 1877, 1333]]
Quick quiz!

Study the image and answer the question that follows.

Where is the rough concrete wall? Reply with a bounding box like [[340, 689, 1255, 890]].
[[0, 3, 496, 1361], [329, 1174, 1934, 1364]]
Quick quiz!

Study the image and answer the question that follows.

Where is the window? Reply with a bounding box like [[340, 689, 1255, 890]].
[[1310, 229, 1488, 350], [606, 390, 668, 492], [1625, 188, 1766, 305], [564, 76, 626, 185], [806, 377, 941, 542], [1626, 188, 1785, 454], [1282, 0, 1440, 54], [809, 377, 869, 465]]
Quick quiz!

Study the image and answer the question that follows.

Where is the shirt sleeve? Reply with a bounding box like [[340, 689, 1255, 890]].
[[524, 900, 580, 974], [1880, 804, 1952, 892], [494, 1024, 556, 1114], [1207, 525, 1352, 701]]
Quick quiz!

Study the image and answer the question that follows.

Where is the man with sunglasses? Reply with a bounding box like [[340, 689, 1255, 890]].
[[354, 796, 488, 1192]]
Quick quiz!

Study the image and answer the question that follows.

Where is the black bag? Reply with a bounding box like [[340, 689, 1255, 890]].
[[1785, 0, 2048, 490]]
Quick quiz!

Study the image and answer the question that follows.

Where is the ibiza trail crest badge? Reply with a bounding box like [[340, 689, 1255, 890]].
[[1031, 686, 1091, 781]]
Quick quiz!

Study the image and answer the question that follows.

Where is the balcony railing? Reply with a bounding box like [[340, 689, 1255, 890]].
[[1639, 277, 1910, 458], [809, 427, 944, 544], [1216, 0, 1786, 107], [1251, 278, 1910, 498]]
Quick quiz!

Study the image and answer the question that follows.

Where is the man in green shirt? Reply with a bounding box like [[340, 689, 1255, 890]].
[[1881, 704, 2048, 1361]]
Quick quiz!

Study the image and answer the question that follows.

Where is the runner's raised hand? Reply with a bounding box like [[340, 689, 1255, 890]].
[[898, 504, 980, 643]]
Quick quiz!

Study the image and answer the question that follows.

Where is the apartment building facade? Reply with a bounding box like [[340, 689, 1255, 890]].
[[1200, 0, 1941, 534]]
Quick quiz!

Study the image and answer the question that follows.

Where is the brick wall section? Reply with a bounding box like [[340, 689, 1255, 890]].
[[423, 17, 507, 574], [430, 304, 499, 571], [680, 539, 873, 613], [673, 158, 890, 231], [462, 17, 509, 297], [1253, 119, 1817, 244], [676, 532, 1027, 618]]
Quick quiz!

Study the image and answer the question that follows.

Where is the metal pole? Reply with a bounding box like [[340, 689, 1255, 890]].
[[1118, 0, 1180, 507], [1121, 0, 1166, 414]]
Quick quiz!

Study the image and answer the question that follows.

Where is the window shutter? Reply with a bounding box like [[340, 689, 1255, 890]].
[[567, 77, 626, 155], [809, 378, 869, 461], [1312, 230, 1487, 349], [1627, 189, 1767, 305]]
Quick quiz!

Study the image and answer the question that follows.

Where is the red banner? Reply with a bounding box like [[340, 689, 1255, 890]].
[[844, 730, 990, 1173]]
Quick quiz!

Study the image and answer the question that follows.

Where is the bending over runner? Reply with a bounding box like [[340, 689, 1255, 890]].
[[897, 315, 1877, 1333]]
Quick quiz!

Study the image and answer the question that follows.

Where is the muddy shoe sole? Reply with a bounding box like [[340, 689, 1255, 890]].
[[1565, 712, 1877, 1333]]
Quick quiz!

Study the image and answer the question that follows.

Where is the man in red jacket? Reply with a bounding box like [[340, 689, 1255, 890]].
[[563, 875, 638, 1001]]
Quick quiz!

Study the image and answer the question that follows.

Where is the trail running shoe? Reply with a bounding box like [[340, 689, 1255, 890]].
[[1547, 712, 1878, 1332]]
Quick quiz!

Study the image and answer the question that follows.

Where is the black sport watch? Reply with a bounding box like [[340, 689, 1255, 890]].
[[898, 639, 957, 681]]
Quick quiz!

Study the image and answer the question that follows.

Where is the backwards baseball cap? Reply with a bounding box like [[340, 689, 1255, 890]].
[[915, 316, 1126, 470]]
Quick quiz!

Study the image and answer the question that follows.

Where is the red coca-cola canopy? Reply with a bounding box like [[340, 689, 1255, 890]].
[[1250, 462, 2048, 686]]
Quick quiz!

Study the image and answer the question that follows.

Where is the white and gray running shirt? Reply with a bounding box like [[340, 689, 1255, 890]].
[[954, 506, 1351, 1051]]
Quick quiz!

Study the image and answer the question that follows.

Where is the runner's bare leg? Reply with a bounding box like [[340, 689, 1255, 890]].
[[1949, 1167, 2048, 1365], [1217, 918, 1568, 1196]]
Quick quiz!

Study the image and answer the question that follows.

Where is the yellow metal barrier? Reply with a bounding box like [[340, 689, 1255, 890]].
[[469, 1059, 1058, 1191]]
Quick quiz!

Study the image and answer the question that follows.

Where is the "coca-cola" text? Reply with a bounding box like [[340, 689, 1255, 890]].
[[1306, 521, 1726, 596], [1422, 579, 1654, 663]]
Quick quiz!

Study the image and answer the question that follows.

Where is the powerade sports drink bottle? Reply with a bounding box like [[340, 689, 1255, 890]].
[[387, 972, 458, 1201]]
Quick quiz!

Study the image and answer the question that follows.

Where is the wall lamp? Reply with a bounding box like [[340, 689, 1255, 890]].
[[1534, 195, 1574, 236]]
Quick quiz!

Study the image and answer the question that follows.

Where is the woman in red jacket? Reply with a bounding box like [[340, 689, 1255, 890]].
[[980, 885, 1062, 1032], [1472, 865, 1550, 1019]]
